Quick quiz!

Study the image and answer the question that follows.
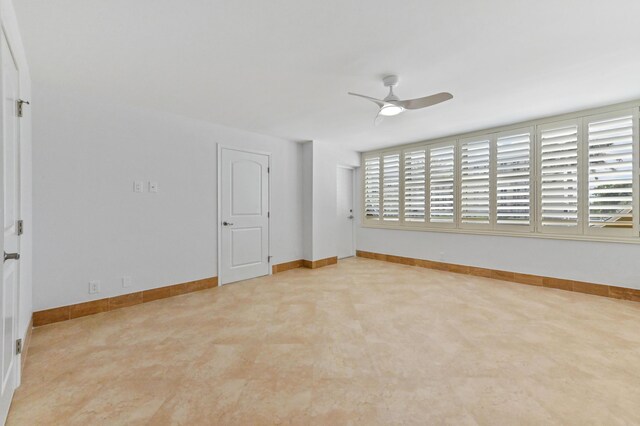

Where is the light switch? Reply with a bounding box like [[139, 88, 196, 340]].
[[149, 181, 159, 193], [133, 181, 144, 193]]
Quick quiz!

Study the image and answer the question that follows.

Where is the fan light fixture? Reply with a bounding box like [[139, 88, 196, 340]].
[[379, 104, 404, 116]]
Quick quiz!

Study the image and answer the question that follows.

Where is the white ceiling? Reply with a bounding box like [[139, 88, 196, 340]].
[[14, 0, 640, 151]]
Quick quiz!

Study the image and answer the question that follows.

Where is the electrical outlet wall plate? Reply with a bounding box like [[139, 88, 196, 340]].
[[89, 280, 101, 294], [122, 276, 132, 288]]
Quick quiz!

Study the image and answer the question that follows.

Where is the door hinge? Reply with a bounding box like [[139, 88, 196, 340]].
[[268, 255, 272, 263], [17, 220, 23, 236], [267, 167, 270, 173], [15, 339, 22, 355], [17, 99, 30, 118], [267, 212, 270, 218]]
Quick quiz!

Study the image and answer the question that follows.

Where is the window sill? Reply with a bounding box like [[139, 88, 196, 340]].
[[360, 222, 640, 245]]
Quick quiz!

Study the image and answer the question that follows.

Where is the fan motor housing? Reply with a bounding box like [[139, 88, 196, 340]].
[[383, 75, 399, 87]]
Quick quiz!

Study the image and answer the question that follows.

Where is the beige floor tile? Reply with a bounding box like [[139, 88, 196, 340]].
[[8, 257, 640, 424]]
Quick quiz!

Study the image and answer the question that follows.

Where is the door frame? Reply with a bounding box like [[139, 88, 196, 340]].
[[217, 145, 272, 285], [337, 164, 356, 259], [0, 22, 22, 417]]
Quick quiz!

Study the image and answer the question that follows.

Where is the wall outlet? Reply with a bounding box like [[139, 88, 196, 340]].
[[439, 251, 445, 261], [149, 181, 159, 193], [133, 181, 144, 193], [89, 280, 101, 294], [122, 276, 132, 288]]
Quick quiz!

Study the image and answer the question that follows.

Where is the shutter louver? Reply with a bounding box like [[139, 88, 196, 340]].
[[587, 114, 634, 230], [460, 139, 491, 225], [364, 156, 380, 220], [382, 153, 400, 221], [429, 144, 455, 223], [539, 123, 579, 229], [496, 131, 531, 226], [403, 149, 426, 222]]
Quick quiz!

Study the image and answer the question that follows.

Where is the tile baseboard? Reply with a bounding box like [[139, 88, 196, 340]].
[[356, 250, 640, 303], [273, 257, 338, 273], [272, 259, 304, 274], [33, 276, 218, 327], [302, 256, 338, 269]]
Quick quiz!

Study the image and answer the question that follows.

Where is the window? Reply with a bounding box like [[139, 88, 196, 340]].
[[537, 121, 580, 233], [459, 137, 491, 228], [382, 153, 400, 221], [403, 149, 426, 223], [363, 155, 380, 220], [496, 129, 532, 229], [586, 112, 635, 236], [429, 143, 456, 226], [362, 103, 639, 242]]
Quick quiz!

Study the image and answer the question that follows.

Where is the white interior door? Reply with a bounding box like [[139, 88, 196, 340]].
[[336, 167, 354, 259], [0, 32, 20, 423], [219, 148, 270, 284]]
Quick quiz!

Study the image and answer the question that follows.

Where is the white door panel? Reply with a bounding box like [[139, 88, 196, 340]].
[[337, 167, 355, 259], [220, 148, 269, 284], [0, 32, 20, 423]]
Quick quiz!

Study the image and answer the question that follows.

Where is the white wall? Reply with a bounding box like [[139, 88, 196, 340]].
[[33, 86, 303, 311], [304, 141, 359, 261], [355, 169, 640, 290], [2, 0, 32, 361], [301, 142, 313, 260]]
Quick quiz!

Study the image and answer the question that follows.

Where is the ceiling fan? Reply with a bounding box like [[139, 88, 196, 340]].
[[348, 75, 452, 124]]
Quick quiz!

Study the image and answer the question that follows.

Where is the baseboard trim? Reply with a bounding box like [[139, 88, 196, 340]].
[[272, 257, 338, 273], [356, 250, 640, 303], [302, 256, 338, 269], [33, 276, 218, 327], [21, 317, 33, 372], [272, 259, 304, 274]]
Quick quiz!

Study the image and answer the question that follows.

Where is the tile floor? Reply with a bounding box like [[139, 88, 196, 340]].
[[8, 257, 640, 425]]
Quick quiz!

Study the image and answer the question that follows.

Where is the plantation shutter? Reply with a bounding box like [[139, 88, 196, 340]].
[[585, 112, 636, 236], [403, 148, 426, 222], [496, 129, 532, 229], [382, 153, 400, 221], [459, 137, 491, 227], [363, 156, 381, 220], [429, 143, 456, 225], [538, 121, 580, 233]]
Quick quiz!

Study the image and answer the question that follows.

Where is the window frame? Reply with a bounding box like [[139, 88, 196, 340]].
[[581, 109, 639, 238], [381, 152, 402, 223], [458, 134, 494, 231], [402, 146, 428, 228], [536, 119, 583, 236], [427, 140, 458, 229], [360, 101, 640, 244], [494, 126, 534, 233], [362, 153, 382, 224]]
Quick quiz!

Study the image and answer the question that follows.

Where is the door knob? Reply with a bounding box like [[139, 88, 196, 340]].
[[4, 252, 20, 262], [222, 221, 234, 226]]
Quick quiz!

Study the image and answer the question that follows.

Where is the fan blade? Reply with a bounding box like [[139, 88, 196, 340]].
[[374, 110, 384, 126], [348, 92, 386, 108], [394, 92, 453, 110]]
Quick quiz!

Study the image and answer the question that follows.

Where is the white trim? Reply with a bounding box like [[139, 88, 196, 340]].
[[216, 145, 272, 286]]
